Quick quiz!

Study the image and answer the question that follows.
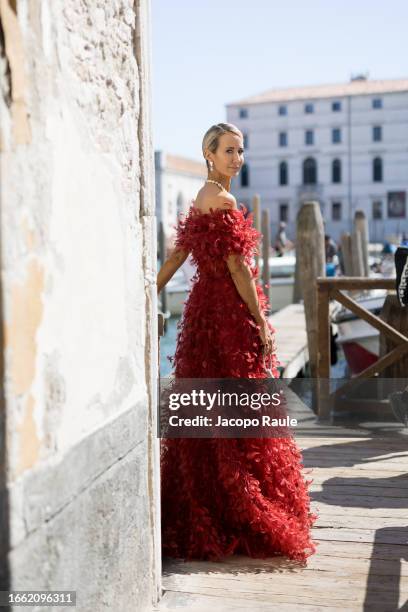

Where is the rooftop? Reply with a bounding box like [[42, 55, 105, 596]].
[[227, 77, 408, 106], [164, 153, 207, 177]]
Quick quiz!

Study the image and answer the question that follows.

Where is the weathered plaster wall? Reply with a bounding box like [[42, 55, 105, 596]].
[[0, 0, 159, 609]]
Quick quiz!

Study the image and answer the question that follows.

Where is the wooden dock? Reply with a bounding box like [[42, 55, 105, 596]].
[[269, 303, 309, 378], [156, 430, 408, 611], [269, 301, 341, 379], [156, 281, 408, 610]]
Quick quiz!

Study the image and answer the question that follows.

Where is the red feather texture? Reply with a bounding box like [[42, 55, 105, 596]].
[[161, 203, 319, 562]]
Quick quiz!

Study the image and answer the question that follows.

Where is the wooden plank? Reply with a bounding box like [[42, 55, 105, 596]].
[[302, 449, 408, 463], [297, 436, 408, 447], [162, 574, 407, 601], [164, 556, 408, 581], [299, 447, 408, 457], [310, 483, 408, 497], [317, 285, 330, 378], [298, 440, 408, 454], [306, 538, 408, 560], [164, 540, 407, 568], [163, 568, 408, 594], [312, 505, 408, 518], [308, 471, 408, 486], [156, 591, 364, 611], [312, 527, 405, 544], [331, 288, 408, 346], [313, 514, 407, 529], [317, 277, 396, 289], [303, 459, 408, 471], [300, 448, 408, 461], [333, 341, 408, 391], [163, 551, 408, 576]]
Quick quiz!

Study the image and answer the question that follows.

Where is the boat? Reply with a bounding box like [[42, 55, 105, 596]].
[[165, 254, 296, 316], [332, 291, 387, 375]]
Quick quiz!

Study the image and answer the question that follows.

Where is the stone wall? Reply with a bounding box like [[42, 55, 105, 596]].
[[0, 0, 160, 609]]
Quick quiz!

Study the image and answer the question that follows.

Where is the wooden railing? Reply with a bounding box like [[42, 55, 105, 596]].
[[316, 277, 408, 419]]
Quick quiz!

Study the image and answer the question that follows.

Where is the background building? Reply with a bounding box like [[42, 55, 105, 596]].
[[155, 151, 206, 251], [227, 76, 408, 243]]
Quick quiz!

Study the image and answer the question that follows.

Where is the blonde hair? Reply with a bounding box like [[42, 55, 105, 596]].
[[202, 123, 242, 171]]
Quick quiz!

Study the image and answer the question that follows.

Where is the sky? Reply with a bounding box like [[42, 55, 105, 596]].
[[151, 0, 408, 162]]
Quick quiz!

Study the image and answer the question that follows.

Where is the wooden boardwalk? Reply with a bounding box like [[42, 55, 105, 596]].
[[270, 302, 341, 379], [155, 414, 408, 611], [269, 303, 309, 378]]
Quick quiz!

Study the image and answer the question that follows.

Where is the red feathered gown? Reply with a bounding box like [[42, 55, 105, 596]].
[[161, 203, 318, 562]]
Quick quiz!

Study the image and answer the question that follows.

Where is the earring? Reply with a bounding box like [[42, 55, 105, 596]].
[[209, 160, 213, 171]]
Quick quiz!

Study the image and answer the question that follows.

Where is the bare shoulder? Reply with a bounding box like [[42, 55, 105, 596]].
[[194, 185, 237, 213]]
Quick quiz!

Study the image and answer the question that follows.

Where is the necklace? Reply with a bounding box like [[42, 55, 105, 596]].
[[206, 179, 226, 191]]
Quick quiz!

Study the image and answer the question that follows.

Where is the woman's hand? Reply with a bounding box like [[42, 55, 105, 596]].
[[258, 319, 277, 356]]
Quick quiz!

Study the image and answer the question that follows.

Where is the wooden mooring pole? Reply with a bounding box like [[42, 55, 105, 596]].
[[252, 194, 261, 271], [296, 201, 326, 378], [261, 208, 271, 305], [354, 209, 370, 277]]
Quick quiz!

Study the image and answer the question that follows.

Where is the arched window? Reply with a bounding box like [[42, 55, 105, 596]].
[[303, 157, 317, 185], [332, 159, 342, 183], [373, 157, 383, 182], [241, 163, 249, 187], [279, 161, 288, 186]]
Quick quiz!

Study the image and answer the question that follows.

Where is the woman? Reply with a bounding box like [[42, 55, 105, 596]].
[[157, 123, 317, 562]]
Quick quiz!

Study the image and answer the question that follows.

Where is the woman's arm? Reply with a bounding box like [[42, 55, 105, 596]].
[[226, 254, 265, 324], [157, 247, 189, 294], [226, 254, 276, 354]]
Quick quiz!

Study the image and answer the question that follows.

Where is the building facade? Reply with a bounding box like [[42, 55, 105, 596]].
[[155, 151, 207, 251], [227, 77, 408, 243], [0, 1, 161, 609]]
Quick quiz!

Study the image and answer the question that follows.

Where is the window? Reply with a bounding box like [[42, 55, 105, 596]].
[[332, 201, 342, 221], [372, 98, 382, 109], [332, 101, 342, 112], [278, 105, 287, 116], [241, 163, 249, 187], [372, 200, 383, 220], [387, 192, 406, 218], [243, 133, 249, 148], [305, 130, 314, 145], [279, 161, 288, 186], [373, 126, 382, 142], [332, 159, 342, 183], [303, 157, 317, 185], [279, 203, 289, 223], [332, 128, 341, 144], [239, 108, 248, 118], [373, 157, 383, 182], [279, 131, 288, 147], [305, 103, 314, 114]]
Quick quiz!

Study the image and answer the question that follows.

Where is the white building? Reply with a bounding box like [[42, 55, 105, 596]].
[[227, 76, 408, 243], [155, 151, 207, 251]]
